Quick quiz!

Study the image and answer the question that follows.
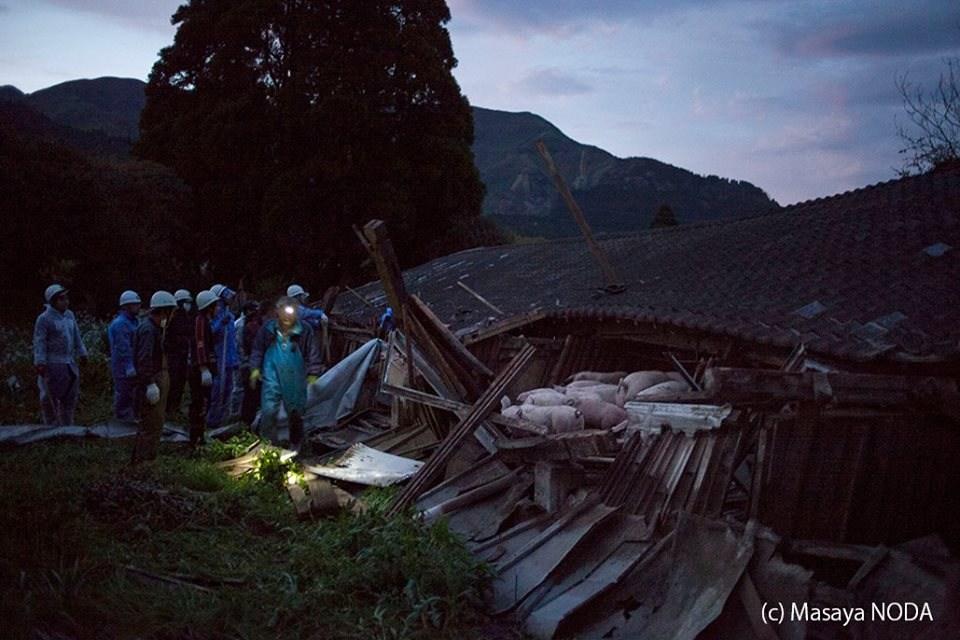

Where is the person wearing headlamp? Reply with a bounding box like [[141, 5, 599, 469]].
[[248, 296, 323, 448]]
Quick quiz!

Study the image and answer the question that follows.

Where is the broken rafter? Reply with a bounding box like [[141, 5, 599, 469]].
[[461, 310, 547, 346], [387, 344, 537, 515], [457, 280, 505, 316], [382, 382, 548, 435], [409, 294, 494, 379], [535, 140, 624, 293]]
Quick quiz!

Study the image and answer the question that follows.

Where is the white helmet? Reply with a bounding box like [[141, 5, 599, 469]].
[[174, 289, 192, 303], [196, 289, 219, 311], [149, 290, 177, 309], [118, 290, 141, 306], [287, 284, 308, 299], [211, 283, 236, 300], [44, 284, 68, 303]]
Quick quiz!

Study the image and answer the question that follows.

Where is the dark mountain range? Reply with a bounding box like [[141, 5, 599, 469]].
[[2, 77, 778, 236], [0, 99, 132, 157], [473, 107, 778, 237], [19, 77, 145, 140]]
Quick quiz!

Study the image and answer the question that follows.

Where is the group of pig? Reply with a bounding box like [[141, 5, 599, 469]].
[[500, 370, 689, 434]]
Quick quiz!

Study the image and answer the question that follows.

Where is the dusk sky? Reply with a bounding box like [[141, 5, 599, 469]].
[[1, 0, 958, 204]]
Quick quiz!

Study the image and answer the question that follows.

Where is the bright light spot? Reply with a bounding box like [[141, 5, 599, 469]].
[[283, 305, 295, 316]]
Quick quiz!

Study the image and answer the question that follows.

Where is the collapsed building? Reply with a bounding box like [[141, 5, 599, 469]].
[[321, 164, 960, 638]]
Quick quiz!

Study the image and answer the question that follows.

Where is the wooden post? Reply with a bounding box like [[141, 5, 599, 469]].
[[535, 140, 624, 292], [361, 219, 415, 384]]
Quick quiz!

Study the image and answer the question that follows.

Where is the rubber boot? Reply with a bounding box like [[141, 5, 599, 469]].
[[289, 411, 304, 451]]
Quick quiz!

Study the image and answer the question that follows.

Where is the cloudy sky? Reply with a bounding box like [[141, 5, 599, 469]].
[[1, 0, 958, 204]]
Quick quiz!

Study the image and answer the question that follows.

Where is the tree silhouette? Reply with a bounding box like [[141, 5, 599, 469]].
[[897, 57, 960, 175], [650, 203, 678, 228], [136, 0, 492, 288]]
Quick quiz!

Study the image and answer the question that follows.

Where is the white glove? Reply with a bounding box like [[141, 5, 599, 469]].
[[146, 383, 160, 405], [200, 368, 213, 387]]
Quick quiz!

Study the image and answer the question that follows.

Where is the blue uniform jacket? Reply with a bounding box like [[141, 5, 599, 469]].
[[108, 311, 139, 378], [210, 306, 239, 369], [297, 304, 327, 330]]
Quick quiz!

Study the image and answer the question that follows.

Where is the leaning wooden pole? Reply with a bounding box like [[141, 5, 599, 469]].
[[535, 140, 624, 292]]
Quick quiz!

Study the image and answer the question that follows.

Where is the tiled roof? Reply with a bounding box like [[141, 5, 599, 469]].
[[335, 167, 960, 362]]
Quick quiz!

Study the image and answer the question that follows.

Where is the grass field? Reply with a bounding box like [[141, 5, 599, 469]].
[[0, 438, 494, 639]]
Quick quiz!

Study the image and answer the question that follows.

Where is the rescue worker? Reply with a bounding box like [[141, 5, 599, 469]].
[[131, 291, 177, 463], [230, 300, 256, 417], [166, 289, 194, 416], [237, 301, 264, 426], [285, 284, 327, 329], [107, 290, 141, 422], [249, 297, 322, 448], [378, 306, 396, 338], [33, 284, 88, 426], [208, 284, 239, 427], [190, 290, 218, 445], [287, 283, 330, 370]]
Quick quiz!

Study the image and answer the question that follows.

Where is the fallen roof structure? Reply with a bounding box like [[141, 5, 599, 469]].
[[337, 164, 960, 366], [322, 166, 960, 638]]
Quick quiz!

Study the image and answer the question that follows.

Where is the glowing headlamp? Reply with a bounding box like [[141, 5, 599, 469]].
[[283, 305, 296, 316]]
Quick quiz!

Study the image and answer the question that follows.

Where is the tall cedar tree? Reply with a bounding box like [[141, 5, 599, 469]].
[[650, 204, 678, 228], [136, 0, 487, 289]]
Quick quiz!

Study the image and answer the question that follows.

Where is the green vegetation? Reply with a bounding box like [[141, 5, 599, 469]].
[[650, 203, 679, 229], [0, 319, 114, 425], [0, 439, 491, 639]]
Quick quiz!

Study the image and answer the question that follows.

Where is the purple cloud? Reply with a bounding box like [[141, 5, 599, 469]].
[[516, 68, 593, 97], [37, 0, 179, 31], [767, 0, 960, 58]]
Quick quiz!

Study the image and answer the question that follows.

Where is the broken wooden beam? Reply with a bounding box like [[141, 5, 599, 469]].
[[535, 140, 624, 293], [409, 294, 494, 379], [405, 310, 472, 399], [457, 280, 505, 316], [387, 344, 537, 515], [461, 310, 547, 346], [381, 382, 548, 435]]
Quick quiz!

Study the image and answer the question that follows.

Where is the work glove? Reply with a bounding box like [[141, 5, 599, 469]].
[[35, 364, 47, 377], [146, 383, 160, 405], [249, 368, 261, 389], [307, 375, 319, 386], [200, 368, 213, 387]]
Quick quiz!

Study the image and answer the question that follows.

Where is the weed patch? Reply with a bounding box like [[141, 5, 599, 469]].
[[0, 440, 492, 639]]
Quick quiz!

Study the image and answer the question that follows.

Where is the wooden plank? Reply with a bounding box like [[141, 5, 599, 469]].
[[344, 285, 376, 309], [360, 220, 417, 385], [749, 426, 768, 521], [387, 344, 537, 514], [405, 310, 471, 399], [409, 294, 494, 379], [457, 280, 505, 316], [535, 140, 623, 291], [382, 382, 548, 435], [461, 310, 547, 346], [665, 351, 702, 391], [548, 334, 574, 386]]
